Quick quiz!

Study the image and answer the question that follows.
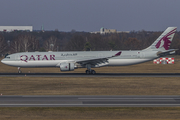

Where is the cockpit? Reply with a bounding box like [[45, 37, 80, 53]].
[[1, 54, 11, 65], [4, 54, 10, 59]]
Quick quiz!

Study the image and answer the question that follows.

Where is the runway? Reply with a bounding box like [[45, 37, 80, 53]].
[[0, 95, 180, 107], [0, 73, 180, 77]]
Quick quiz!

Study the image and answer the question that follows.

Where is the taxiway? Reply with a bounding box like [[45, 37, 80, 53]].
[[0, 73, 180, 77], [0, 95, 180, 107]]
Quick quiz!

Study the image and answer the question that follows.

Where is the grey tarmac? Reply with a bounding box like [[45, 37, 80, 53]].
[[0, 73, 180, 77], [0, 95, 180, 107]]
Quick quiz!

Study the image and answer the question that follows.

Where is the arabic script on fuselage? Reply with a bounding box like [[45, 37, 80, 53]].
[[61, 53, 77, 56]]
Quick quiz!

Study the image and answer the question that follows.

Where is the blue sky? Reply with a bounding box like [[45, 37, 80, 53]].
[[0, 0, 179, 32]]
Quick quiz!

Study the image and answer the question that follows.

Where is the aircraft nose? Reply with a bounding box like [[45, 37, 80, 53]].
[[1, 59, 5, 64], [1, 58, 6, 64]]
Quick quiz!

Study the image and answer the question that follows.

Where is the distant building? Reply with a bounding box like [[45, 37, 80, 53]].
[[100, 27, 117, 34], [91, 27, 130, 34], [0, 26, 33, 32]]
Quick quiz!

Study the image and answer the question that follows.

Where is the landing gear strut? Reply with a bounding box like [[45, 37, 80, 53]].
[[18, 67, 21, 74], [85, 64, 96, 74]]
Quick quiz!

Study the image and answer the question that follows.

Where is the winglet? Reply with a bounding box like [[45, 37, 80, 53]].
[[113, 51, 122, 57]]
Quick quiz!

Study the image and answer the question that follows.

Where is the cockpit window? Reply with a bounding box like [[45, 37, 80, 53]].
[[5, 54, 10, 59], [5, 53, 9, 58]]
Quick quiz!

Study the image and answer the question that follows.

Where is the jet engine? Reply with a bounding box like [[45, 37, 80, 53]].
[[60, 62, 75, 71]]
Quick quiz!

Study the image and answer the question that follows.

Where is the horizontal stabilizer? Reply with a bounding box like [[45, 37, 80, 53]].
[[156, 49, 178, 57]]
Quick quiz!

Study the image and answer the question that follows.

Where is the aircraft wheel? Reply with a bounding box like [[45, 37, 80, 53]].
[[18, 70, 21, 74], [86, 70, 90, 74], [91, 70, 96, 74]]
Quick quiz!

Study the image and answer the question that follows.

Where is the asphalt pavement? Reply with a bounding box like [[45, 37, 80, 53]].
[[0, 95, 180, 107], [0, 73, 180, 77]]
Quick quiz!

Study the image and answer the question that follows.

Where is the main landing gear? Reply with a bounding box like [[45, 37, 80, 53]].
[[18, 67, 22, 74], [85, 69, 96, 74], [85, 64, 96, 74]]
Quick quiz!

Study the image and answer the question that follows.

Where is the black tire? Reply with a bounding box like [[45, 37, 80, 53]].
[[91, 70, 96, 74], [86, 70, 90, 74]]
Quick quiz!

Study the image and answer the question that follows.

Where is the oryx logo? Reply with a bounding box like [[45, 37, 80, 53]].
[[155, 28, 176, 50]]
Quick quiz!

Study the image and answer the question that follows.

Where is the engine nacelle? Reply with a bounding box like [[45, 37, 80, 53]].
[[60, 62, 74, 71]]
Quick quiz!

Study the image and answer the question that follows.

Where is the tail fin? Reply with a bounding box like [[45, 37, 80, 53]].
[[143, 27, 177, 51]]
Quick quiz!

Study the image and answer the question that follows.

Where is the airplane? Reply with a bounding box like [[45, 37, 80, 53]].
[[1, 27, 177, 74]]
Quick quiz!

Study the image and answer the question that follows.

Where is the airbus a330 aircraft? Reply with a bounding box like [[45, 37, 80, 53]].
[[1, 27, 177, 74]]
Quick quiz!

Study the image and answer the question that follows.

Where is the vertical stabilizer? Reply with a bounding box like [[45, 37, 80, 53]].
[[143, 27, 177, 51]]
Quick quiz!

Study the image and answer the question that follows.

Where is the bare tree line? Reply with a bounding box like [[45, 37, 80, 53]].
[[0, 30, 180, 55], [0, 34, 7, 54]]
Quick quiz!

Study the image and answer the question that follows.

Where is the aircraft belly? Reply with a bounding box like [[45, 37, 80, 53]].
[[108, 59, 150, 66]]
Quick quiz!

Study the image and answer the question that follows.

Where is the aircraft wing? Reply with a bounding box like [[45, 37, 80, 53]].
[[156, 49, 178, 56], [75, 51, 121, 67]]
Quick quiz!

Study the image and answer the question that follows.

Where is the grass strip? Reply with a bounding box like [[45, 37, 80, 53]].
[[0, 77, 180, 95], [0, 107, 180, 119]]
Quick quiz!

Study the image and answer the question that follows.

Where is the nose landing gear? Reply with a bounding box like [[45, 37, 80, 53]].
[[18, 67, 21, 74]]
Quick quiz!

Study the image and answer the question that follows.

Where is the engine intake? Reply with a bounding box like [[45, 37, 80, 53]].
[[60, 62, 74, 71]]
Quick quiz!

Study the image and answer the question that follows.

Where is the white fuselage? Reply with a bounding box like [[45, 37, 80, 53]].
[[1, 50, 157, 68]]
